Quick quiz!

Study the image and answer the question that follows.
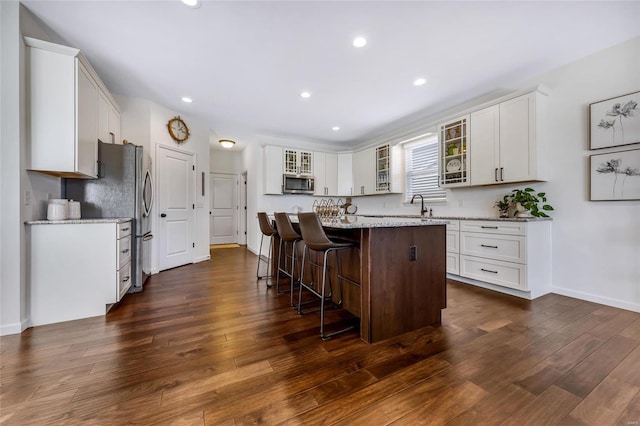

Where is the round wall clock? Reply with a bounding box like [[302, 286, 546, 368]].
[[167, 116, 190, 143]]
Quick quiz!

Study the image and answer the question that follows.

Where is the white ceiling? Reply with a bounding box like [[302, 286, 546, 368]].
[[21, 1, 640, 150]]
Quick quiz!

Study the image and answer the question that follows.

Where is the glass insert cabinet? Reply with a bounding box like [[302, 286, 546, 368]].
[[376, 144, 390, 191], [284, 149, 313, 175], [439, 115, 469, 187]]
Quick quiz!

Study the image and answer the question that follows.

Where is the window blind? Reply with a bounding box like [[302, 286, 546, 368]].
[[405, 136, 446, 202]]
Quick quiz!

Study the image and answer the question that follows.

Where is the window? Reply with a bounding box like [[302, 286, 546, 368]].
[[404, 135, 446, 202]]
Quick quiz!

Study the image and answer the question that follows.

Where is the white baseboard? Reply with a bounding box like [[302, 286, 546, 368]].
[[447, 274, 537, 300], [194, 255, 211, 263], [0, 319, 29, 336], [551, 285, 640, 313]]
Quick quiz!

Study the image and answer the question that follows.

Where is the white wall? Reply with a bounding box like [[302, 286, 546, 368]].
[[117, 96, 212, 271], [210, 148, 242, 175], [1, 2, 63, 335], [243, 38, 640, 312], [1, 0, 24, 335]]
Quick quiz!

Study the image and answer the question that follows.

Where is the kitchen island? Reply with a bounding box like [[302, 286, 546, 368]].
[[274, 215, 447, 343]]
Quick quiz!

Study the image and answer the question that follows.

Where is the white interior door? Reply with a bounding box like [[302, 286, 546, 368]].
[[210, 173, 238, 245], [158, 146, 194, 271]]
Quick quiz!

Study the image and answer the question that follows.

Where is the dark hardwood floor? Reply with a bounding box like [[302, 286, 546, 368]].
[[1, 246, 639, 425]]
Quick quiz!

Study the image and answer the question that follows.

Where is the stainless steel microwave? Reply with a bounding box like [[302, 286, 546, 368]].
[[283, 175, 315, 194]]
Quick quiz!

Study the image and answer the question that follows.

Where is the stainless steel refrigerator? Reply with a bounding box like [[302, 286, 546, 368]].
[[66, 142, 154, 292]]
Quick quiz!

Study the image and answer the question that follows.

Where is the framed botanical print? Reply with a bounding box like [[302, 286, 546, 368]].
[[589, 91, 639, 150], [590, 148, 640, 201]]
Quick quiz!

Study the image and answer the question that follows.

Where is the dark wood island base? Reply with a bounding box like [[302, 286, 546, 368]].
[[272, 216, 447, 343]]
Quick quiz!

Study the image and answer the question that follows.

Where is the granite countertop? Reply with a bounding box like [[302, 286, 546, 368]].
[[26, 218, 132, 225], [358, 214, 552, 222], [321, 216, 447, 229]]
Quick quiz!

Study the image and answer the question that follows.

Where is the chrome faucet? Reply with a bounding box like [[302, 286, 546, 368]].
[[411, 194, 428, 217]]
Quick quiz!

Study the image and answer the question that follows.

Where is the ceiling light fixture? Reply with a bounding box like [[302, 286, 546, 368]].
[[413, 78, 427, 86], [353, 37, 367, 48], [300, 91, 311, 98], [332, 126, 340, 131], [181, 0, 200, 8], [219, 139, 236, 149], [181, 97, 193, 103]]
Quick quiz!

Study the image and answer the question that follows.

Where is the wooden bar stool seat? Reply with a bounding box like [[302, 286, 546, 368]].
[[256, 212, 277, 288], [274, 212, 302, 305], [297, 212, 359, 339]]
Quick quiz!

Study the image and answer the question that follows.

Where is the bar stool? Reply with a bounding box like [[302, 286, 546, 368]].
[[297, 212, 358, 339], [274, 212, 302, 305], [256, 212, 277, 288]]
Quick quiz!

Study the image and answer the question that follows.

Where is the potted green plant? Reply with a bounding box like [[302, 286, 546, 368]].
[[494, 196, 510, 218], [508, 188, 554, 218]]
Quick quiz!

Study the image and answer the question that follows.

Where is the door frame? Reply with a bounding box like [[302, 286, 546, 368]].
[[156, 144, 197, 271], [239, 171, 247, 245]]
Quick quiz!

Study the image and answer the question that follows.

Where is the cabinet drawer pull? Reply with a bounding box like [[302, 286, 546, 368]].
[[480, 244, 498, 249], [481, 268, 498, 274], [122, 276, 130, 282], [481, 226, 498, 229], [121, 248, 130, 254], [122, 227, 129, 232]]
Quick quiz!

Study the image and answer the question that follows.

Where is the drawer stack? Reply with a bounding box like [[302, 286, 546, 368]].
[[117, 221, 132, 301], [449, 219, 551, 299]]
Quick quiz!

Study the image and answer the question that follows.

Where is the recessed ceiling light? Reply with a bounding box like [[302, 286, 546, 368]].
[[413, 78, 427, 86], [181, 0, 200, 8], [300, 91, 311, 99], [332, 126, 340, 131], [219, 139, 235, 149], [353, 37, 367, 48], [181, 97, 193, 103]]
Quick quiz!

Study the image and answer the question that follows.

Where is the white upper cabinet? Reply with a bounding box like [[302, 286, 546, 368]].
[[283, 149, 313, 176], [470, 92, 548, 185], [76, 62, 99, 178], [352, 147, 376, 195], [25, 37, 120, 179], [98, 92, 110, 144], [263, 145, 284, 194], [313, 152, 338, 196], [108, 106, 121, 145], [352, 144, 402, 196], [337, 153, 353, 196]]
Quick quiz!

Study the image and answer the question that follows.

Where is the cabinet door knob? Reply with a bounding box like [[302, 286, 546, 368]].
[[160, 213, 167, 218]]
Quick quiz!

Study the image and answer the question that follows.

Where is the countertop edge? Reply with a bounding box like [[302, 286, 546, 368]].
[[25, 218, 132, 225]]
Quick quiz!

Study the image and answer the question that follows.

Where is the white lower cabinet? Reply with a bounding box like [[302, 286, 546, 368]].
[[28, 220, 132, 327], [445, 220, 460, 275], [450, 219, 551, 299]]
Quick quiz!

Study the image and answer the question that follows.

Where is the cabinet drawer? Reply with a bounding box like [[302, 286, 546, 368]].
[[444, 220, 459, 231], [446, 252, 459, 275], [460, 255, 527, 291], [118, 261, 132, 301], [460, 232, 525, 263], [446, 230, 459, 253], [118, 221, 132, 238], [118, 235, 131, 268], [460, 220, 525, 236]]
